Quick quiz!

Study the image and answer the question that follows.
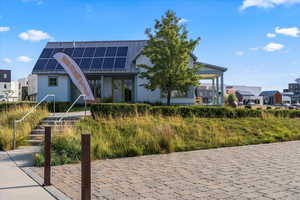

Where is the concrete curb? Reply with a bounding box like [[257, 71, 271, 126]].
[[22, 167, 72, 200]]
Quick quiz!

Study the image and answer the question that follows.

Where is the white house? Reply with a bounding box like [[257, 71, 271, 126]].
[[32, 40, 227, 105]]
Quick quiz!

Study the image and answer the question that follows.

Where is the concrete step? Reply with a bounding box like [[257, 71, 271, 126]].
[[31, 129, 44, 135], [26, 139, 43, 146], [29, 134, 44, 140]]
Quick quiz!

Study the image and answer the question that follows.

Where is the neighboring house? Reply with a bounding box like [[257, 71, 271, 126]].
[[0, 69, 11, 101], [282, 92, 292, 104], [259, 90, 282, 105], [226, 85, 262, 96], [235, 90, 262, 105], [31, 40, 227, 105], [283, 79, 300, 104]]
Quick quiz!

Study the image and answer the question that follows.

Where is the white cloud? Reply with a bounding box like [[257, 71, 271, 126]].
[[267, 33, 276, 38], [262, 42, 284, 52], [240, 0, 300, 10], [2, 58, 12, 64], [20, 0, 43, 5], [16, 56, 32, 62], [275, 26, 300, 37], [179, 18, 190, 24], [235, 51, 245, 56], [0, 26, 10, 32], [18, 29, 53, 42]]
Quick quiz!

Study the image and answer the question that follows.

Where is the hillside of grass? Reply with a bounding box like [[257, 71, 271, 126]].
[[0, 106, 48, 150], [35, 115, 300, 166]]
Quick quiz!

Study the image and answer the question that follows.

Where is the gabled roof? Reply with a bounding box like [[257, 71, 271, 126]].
[[236, 90, 254, 96], [259, 90, 280, 97]]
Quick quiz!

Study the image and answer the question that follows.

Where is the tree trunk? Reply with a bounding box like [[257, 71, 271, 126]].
[[167, 89, 172, 105]]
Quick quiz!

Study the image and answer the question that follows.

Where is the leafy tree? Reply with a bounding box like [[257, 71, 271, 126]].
[[227, 94, 237, 107], [138, 10, 201, 105]]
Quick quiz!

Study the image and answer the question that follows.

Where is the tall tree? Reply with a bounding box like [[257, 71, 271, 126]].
[[138, 10, 201, 105]]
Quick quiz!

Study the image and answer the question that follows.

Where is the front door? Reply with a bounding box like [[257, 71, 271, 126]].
[[112, 79, 133, 103]]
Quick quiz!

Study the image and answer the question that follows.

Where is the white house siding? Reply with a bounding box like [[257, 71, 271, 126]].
[[37, 75, 71, 102], [135, 55, 196, 104], [103, 77, 112, 99]]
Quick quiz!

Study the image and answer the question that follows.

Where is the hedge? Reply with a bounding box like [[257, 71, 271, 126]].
[[150, 106, 262, 118], [90, 103, 263, 118], [266, 109, 300, 118], [91, 103, 151, 118]]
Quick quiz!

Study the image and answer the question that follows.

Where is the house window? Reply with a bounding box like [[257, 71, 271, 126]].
[[48, 77, 58, 87], [3, 73, 7, 79], [162, 90, 188, 98]]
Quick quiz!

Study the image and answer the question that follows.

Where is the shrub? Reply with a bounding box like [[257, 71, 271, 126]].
[[91, 103, 151, 118]]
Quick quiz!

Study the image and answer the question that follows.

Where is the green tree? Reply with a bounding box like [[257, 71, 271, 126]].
[[227, 94, 237, 107], [138, 10, 201, 105]]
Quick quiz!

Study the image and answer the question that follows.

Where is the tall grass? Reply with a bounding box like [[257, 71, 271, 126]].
[[0, 106, 48, 150], [35, 115, 300, 166]]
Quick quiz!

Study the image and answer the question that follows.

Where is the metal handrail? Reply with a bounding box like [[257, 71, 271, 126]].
[[13, 94, 55, 149], [57, 94, 86, 123]]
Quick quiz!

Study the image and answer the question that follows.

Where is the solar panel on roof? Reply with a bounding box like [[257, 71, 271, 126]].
[[114, 58, 126, 68], [74, 58, 81, 65], [102, 58, 114, 69], [90, 58, 103, 70], [116, 47, 128, 57], [55, 64, 64, 71], [105, 47, 117, 57], [50, 48, 64, 57], [46, 59, 58, 70], [34, 59, 48, 70], [73, 48, 85, 57], [40, 48, 54, 58], [63, 48, 74, 56], [94, 47, 106, 57], [83, 47, 96, 57], [80, 58, 92, 69]]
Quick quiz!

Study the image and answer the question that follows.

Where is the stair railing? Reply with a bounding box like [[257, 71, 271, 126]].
[[56, 94, 86, 125], [13, 94, 55, 149]]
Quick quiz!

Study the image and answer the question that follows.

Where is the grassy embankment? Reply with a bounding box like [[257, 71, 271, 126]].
[[35, 114, 300, 166], [0, 106, 48, 150]]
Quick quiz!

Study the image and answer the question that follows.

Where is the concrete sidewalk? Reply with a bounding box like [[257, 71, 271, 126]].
[[0, 151, 55, 200]]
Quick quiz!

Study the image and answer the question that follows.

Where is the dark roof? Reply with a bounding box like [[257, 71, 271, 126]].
[[236, 90, 254, 96], [0, 69, 11, 82], [32, 40, 147, 74], [259, 90, 280, 97], [195, 62, 227, 72]]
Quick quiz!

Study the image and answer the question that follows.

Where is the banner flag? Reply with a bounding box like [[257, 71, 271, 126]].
[[53, 52, 95, 101]]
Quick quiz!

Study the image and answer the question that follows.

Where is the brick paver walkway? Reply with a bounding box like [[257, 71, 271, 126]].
[[29, 141, 300, 200]]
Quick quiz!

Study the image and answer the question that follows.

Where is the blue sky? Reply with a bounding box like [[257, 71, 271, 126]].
[[1, 0, 300, 90]]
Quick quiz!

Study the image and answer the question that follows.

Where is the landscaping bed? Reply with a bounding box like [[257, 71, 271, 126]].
[[0, 105, 48, 150], [35, 114, 300, 166]]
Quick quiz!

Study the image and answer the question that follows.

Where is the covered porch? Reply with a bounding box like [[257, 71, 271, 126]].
[[195, 63, 227, 105]]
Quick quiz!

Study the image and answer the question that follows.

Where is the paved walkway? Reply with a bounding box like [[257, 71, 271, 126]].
[[0, 151, 55, 200], [29, 141, 300, 200]]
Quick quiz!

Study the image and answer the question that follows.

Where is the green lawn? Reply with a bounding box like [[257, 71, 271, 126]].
[[35, 115, 300, 166]]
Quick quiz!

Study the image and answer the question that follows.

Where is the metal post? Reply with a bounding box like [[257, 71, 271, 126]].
[[13, 120, 16, 150], [81, 133, 91, 200], [44, 126, 51, 186]]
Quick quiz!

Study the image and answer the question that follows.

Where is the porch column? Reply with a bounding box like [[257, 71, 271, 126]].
[[216, 76, 220, 105], [212, 78, 215, 105], [221, 74, 224, 105], [101, 75, 104, 99]]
